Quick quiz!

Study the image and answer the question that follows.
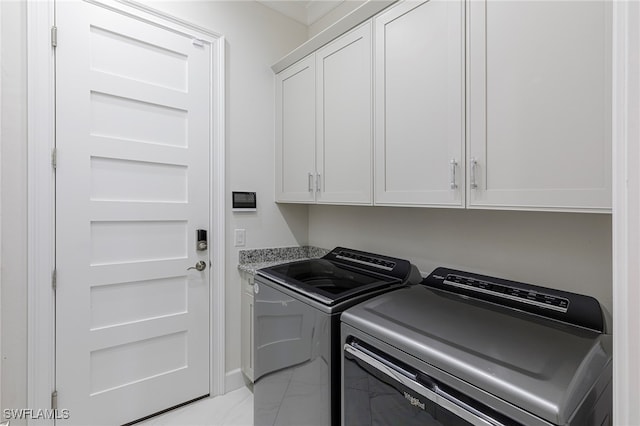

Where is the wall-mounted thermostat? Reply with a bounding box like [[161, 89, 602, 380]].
[[232, 191, 257, 212]]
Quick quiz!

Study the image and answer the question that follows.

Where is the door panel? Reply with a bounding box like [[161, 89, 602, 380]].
[[55, 1, 211, 424]]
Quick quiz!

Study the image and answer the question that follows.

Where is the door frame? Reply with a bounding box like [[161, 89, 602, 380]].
[[26, 0, 226, 420]]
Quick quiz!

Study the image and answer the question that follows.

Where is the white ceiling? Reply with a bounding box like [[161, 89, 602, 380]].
[[257, 0, 345, 26]]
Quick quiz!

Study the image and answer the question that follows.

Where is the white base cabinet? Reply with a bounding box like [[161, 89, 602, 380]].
[[240, 272, 254, 382]]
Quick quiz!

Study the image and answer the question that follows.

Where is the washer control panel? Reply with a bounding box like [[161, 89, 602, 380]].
[[335, 249, 396, 271], [443, 274, 569, 313]]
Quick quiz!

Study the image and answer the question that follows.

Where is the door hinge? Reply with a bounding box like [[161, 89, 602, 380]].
[[51, 26, 58, 48], [52, 269, 57, 291], [52, 148, 57, 169], [51, 390, 58, 410]]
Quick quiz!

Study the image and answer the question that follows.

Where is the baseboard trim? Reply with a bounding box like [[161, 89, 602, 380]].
[[224, 368, 246, 393]]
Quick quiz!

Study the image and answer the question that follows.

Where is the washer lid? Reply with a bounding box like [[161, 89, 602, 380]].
[[341, 285, 612, 425], [257, 258, 401, 306]]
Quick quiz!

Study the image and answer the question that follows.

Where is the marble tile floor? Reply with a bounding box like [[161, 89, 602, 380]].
[[137, 386, 253, 426]]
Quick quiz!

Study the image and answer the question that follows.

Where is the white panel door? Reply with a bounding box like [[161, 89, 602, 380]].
[[275, 55, 317, 203], [316, 22, 373, 205], [467, 0, 612, 212], [374, 0, 464, 207], [55, 1, 211, 424]]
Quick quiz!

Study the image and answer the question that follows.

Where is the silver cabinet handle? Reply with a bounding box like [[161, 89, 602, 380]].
[[470, 158, 478, 190], [187, 261, 207, 271], [450, 159, 458, 189], [316, 173, 321, 192], [308, 173, 314, 192]]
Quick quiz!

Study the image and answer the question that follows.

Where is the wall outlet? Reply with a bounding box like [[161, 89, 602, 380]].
[[234, 229, 246, 247]]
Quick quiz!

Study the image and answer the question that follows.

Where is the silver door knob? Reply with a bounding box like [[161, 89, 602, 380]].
[[188, 261, 207, 272]]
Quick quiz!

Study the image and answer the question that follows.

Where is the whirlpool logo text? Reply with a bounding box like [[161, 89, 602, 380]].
[[403, 392, 426, 410]]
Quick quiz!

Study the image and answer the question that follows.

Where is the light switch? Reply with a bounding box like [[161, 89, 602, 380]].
[[234, 229, 246, 247]]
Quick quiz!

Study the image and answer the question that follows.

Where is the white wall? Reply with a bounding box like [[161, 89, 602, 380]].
[[309, 205, 613, 317], [0, 0, 28, 421], [132, 0, 310, 385]]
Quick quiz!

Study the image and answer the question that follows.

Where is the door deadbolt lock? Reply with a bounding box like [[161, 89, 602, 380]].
[[196, 229, 208, 251], [188, 261, 207, 272]]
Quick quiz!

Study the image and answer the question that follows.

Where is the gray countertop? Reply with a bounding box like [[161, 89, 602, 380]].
[[237, 246, 329, 275]]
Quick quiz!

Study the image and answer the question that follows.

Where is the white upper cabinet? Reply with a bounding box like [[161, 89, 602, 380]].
[[374, 0, 464, 208], [275, 22, 373, 205], [275, 55, 316, 203], [467, 0, 612, 212], [316, 22, 373, 205], [275, 0, 612, 212]]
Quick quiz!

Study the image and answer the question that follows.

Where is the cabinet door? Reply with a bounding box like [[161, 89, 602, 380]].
[[374, 0, 465, 207], [275, 55, 316, 203], [316, 22, 373, 204], [467, 0, 612, 212], [241, 274, 254, 382]]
